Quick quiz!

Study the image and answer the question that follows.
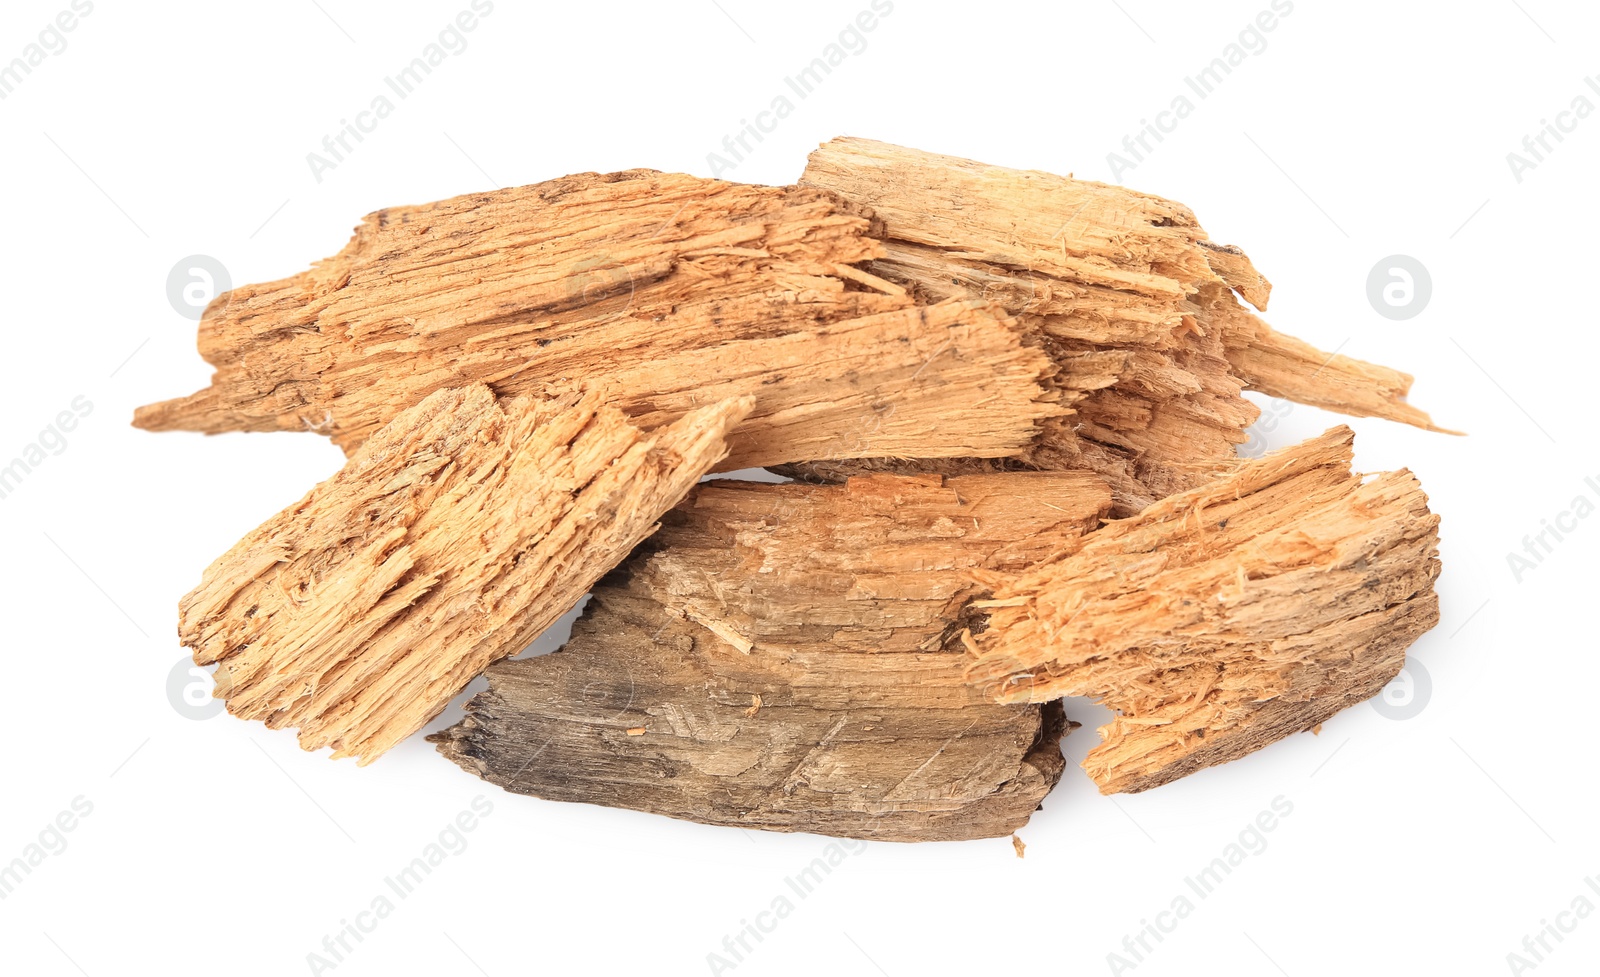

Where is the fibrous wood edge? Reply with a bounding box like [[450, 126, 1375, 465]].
[[964, 427, 1443, 795], [785, 138, 1448, 511], [619, 299, 1063, 470], [432, 471, 1112, 841], [181, 383, 751, 764], [1220, 313, 1455, 433], [640, 472, 1112, 660], [132, 170, 1059, 469]]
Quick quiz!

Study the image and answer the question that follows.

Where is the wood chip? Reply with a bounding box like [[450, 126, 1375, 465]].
[[135, 136, 1455, 836], [965, 427, 1442, 794], [181, 383, 750, 763], [133, 171, 1060, 470], [779, 138, 1449, 512]]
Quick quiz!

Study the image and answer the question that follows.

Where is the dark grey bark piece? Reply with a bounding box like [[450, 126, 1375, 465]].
[[431, 472, 1109, 841]]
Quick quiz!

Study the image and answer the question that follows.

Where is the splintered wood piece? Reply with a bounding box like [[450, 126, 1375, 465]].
[[432, 471, 1112, 841], [1219, 309, 1456, 432], [132, 171, 1059, 469], [787, 138, 1446, 511], [965, 427, 1442, 795], [181, 383, 751, 764], [802, 138, 1271, 322], [611, 299, 1062, 470]]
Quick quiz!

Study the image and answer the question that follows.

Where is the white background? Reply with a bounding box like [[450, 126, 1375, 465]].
[[1, 1, 1594, 975]]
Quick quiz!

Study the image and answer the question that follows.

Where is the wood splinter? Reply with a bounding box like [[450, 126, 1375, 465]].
[[132, 169, 1061, 471], [181, 383, 751, 763], [780, 138, 1452, 512], [965, 426, 1443, 795]]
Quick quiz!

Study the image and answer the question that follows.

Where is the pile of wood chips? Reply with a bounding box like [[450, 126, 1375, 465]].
[[140, 138, 1447, 843]]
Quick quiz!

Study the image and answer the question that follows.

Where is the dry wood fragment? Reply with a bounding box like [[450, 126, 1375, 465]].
[[964, 427, 1442, 794], [784, 138, 1447, 511], [432, 471, 1111, 841], [133, 170, 1059, 469], [1219, 310, 1452, 432], [181, 383, 750, 763]]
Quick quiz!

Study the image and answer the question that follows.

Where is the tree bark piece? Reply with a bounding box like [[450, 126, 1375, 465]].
[[180, 383, 751, 764], [786, 138, 1446, 511], [432, 471, 1111, 841], [964, 427, 1442, 795], [639, 472, 1110, 658], [132, 171, 1059, 469]]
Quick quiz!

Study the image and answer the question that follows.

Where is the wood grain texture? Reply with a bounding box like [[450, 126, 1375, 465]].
[[181, 383, 751, 763], [786, 138, 1446, 511], [965, 427, 1442, 795], [639, 472, 1111, 659], [1221, 313, 1454, 433], [432, 472, 1112, 841], [133, 170, 1060, 469]]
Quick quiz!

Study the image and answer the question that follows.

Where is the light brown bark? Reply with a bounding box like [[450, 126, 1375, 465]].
[[140, 138, 1454, 818], [133, 171, 1059, 470], [181, 383, 750, 763], [964, 427, 1442, 794], [784, 138, 1448, 512]]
